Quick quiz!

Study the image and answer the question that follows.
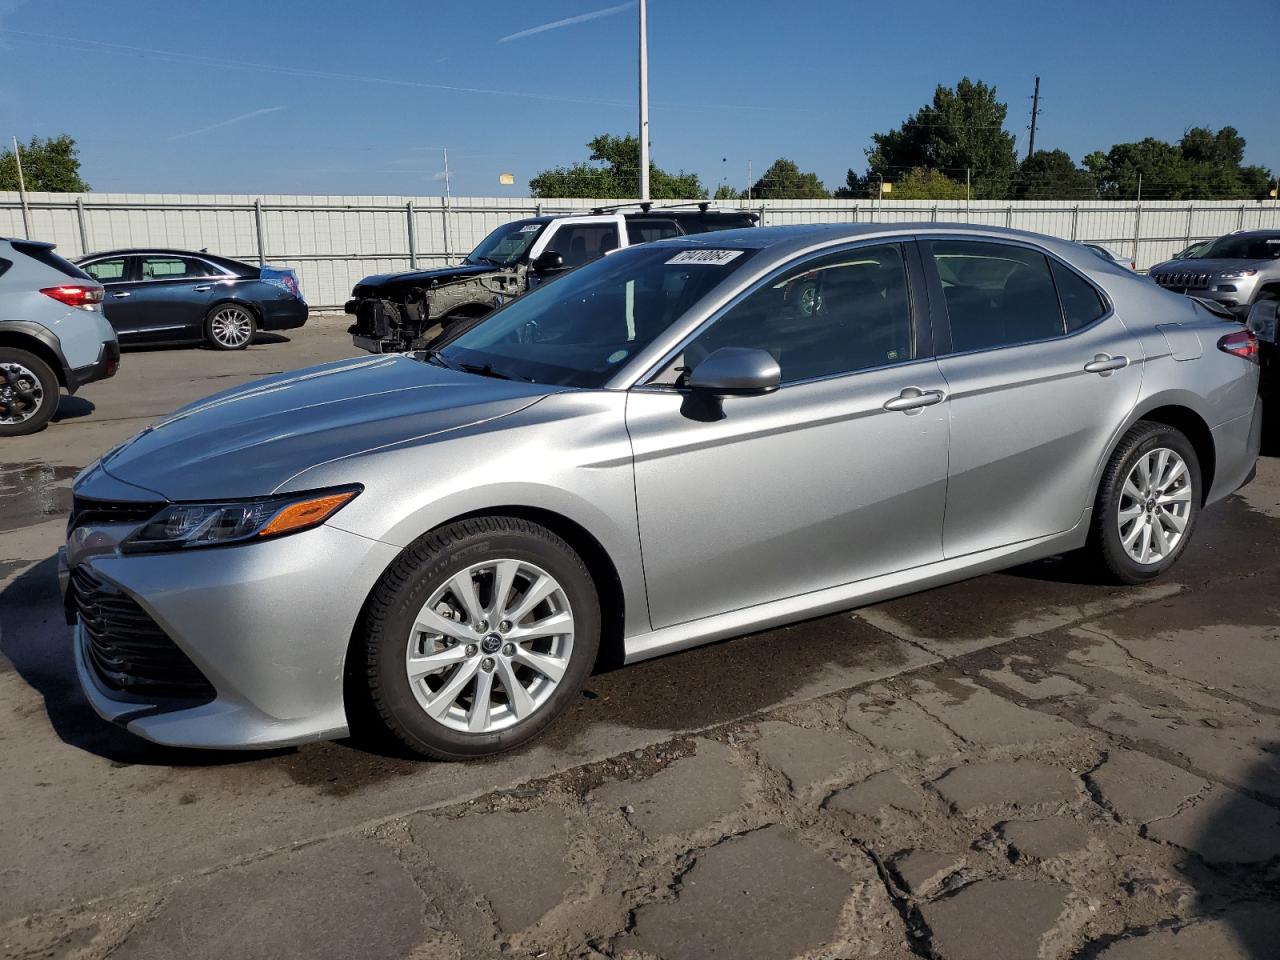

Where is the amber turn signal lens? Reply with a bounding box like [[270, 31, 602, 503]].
[[258, 491, 357, 538]]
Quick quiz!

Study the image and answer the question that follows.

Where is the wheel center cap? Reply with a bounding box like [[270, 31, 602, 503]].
[[480, 634, 503, 654]]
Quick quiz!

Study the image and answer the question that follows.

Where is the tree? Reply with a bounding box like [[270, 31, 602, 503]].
[[1085, 127, 1273, 200], [849, 78, 1017, 199], [713, 184, 740, 200], [0, 135, 89, 192], [530, 134, 703, 199], [748, 158, 827, 199], [884, 167, 968, 200], [1009, 150, 1096, 200]]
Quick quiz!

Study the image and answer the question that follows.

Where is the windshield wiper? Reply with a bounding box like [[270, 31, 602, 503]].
[[458, 361, 533, 383], [468, 255, 504, 267], [421, 348, 460, 370]]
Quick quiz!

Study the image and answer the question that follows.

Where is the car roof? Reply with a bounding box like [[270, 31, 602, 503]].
[[77, 248, 257, 272]]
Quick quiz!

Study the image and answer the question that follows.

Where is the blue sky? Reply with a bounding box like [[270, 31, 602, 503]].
[[0, 0, 1276, 196]]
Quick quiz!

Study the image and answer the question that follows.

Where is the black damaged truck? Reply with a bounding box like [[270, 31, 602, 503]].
[[346, 204, 757, 353]]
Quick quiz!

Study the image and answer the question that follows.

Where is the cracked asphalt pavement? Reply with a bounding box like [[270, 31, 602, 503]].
[[2, 320, 1278, 959]]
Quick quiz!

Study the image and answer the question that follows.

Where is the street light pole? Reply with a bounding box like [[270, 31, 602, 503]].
[[638, 0, 650, 202]]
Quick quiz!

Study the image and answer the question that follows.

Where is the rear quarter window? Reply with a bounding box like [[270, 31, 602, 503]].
[[1051, 261, 1108, 332], [11, 241, 93, 280], [0, 257, 11, 279]]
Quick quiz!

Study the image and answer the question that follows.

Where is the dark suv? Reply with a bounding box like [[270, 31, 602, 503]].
[[346, 204, 758, 353]]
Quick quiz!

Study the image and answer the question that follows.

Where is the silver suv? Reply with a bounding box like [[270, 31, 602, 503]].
[[1148, 230, 1280, 317], [0, 237, 120, 435]]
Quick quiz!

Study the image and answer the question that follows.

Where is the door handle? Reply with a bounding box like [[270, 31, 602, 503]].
[[1083, 353, 1129, 374], [111, 291, 131, 298], [883, 387, 946, 413], [192, 285, 212, 292]]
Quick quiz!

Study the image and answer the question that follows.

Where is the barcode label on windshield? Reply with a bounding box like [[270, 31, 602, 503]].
[[666, 249, 743, 266], [519, 224, 541, 232]]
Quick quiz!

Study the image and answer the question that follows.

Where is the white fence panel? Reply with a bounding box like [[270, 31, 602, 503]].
[[3, 192, 1279, 307]]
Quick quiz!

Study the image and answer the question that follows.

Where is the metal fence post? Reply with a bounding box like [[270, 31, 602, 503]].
[[758, 203, 766, 227], [1237, 203, 1246, 230], [1132, 200, 1142, 266], [1005, 205, 1013, 228], [253, 198, 266, 265], [406, 201, 417, 269], [75, 197, 89, 255], [931, 203, 939, 223], [1184, 202, 1194, 247], [441, 197, 451, 263], [1070, 204, 1079, 240]]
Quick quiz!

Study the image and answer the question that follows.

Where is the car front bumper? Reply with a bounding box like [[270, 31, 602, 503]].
[[68, 522, 399, 749]]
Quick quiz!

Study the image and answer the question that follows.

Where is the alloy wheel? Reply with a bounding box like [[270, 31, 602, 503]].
[[0, 361, 45, 425], [1117, 447, 1193, 565], [210, 307, 254, 348], [404, 559, 575, 733]]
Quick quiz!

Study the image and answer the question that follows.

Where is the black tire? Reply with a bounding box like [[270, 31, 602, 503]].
[[360, 516, 600, 760], [1085, 420, 1201, 584], [204, 303, 257, 350], [0, 347, 60, 437]]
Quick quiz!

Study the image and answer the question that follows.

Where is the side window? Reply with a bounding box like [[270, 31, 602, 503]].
[[626, 220, 680, 245], [141, 256, 217, 280], [83, 257, 128, 283], [545, 224, 619, 268], [1051, 261, 1107, 332], [931, 240, 1065, 352], [664, 243, 915, 385]]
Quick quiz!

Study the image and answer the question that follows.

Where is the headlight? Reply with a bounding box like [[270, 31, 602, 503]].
[[1217, 269, 1257, 280], [121, 486, 360, 553]]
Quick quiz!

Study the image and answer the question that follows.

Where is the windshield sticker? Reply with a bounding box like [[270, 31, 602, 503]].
[[519, 224, 541, 232], [607, 349, 629, 363], [666, 249, 744, 266]]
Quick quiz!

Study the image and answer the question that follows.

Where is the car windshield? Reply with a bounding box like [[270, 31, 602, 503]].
[[438, 244, 757, 388], [1194, 234, 1280, 260], [465, 220, 545, 266]]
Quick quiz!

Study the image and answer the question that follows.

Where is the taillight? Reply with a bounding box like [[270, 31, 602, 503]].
[[40, 284, 104, 309], [1217, 329, 1259, 363]]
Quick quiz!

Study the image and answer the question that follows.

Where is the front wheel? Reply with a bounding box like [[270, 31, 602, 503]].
[[360, 516, 600, 760], [205, 304, 256, 350], [0, 348, 60, 437], [1085, 421, 1201, 584]]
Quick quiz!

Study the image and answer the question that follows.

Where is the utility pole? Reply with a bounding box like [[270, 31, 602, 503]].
[[12, 136, 31, 239], [1026, 76, 1040, 161], [746, 159, 752, 203], [442, 147, 451, 201], [638, 0, 650, 201]]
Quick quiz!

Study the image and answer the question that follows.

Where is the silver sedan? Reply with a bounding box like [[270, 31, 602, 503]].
[[63, 224, 1263, 758]]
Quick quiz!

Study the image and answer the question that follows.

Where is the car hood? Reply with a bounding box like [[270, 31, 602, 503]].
[[1150, 258, 1271, 276], [354, 263, 499, 294], [97, 354, 555, 501]]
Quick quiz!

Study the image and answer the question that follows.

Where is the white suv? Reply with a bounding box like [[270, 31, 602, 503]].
[[0, 237, 120, 436]]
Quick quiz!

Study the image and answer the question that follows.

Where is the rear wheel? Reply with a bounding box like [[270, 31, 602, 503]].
[[360, 516, 599, 760], [205, 304, 256, 350], [1086, 421, 1200, 583], [0, 348, 59, 437]]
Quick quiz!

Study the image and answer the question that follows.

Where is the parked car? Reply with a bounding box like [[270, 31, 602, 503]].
[[63, 224, 1261, 758], [1080, 243, 1136, 271], [1147, 230, 1280, 317], [0, 237, 119, 436], [76, 249, 307, 350], [346, 204, 758, 354]]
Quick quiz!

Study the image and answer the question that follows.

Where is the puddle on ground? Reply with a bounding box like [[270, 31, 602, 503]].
[[0, 463, 77, 532]]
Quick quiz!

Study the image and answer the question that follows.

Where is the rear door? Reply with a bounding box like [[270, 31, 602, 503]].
[[82, 255, 146, 336], [129, 255, 226, 338], [924, 238, 1144, 558]]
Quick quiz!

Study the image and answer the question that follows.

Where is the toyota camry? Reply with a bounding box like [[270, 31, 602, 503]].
[[62, 224, 1262, 759]]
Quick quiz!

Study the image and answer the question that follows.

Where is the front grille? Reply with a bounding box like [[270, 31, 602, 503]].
[[72, 565, 215, 702], [1153, 271, 1210, 290], [68, 495, 164, 534]]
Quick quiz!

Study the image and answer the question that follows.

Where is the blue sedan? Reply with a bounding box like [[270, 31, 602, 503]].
[[76, 248, 307, 350]]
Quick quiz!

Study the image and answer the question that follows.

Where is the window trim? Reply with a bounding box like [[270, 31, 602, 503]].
[[636, 237, 930, 392], [920, 236, 1115, 359]]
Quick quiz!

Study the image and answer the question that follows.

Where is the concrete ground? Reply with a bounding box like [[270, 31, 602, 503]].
[[2, 318, 1278, 960]]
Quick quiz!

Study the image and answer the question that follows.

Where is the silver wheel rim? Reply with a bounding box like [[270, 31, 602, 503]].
[[405, 559, 574, 733], [210, 307, 253, 347], [1118, 447, 1192, 565], [0, 361, 45, 425]]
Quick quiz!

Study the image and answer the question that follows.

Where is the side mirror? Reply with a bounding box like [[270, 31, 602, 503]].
[[532, 250, 564, 274], [687, 347, 781, 397], [1247, 299, 1278, 345]]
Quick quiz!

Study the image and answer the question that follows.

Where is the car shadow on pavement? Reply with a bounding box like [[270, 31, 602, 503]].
[[0, 555, 285, 767], [52, 396, 95, 422], [1187, 742, 1280, 955]]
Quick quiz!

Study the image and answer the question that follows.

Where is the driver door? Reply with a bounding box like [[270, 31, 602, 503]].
[[528, 215, 623, 287], [626, 240, 951, 629]]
